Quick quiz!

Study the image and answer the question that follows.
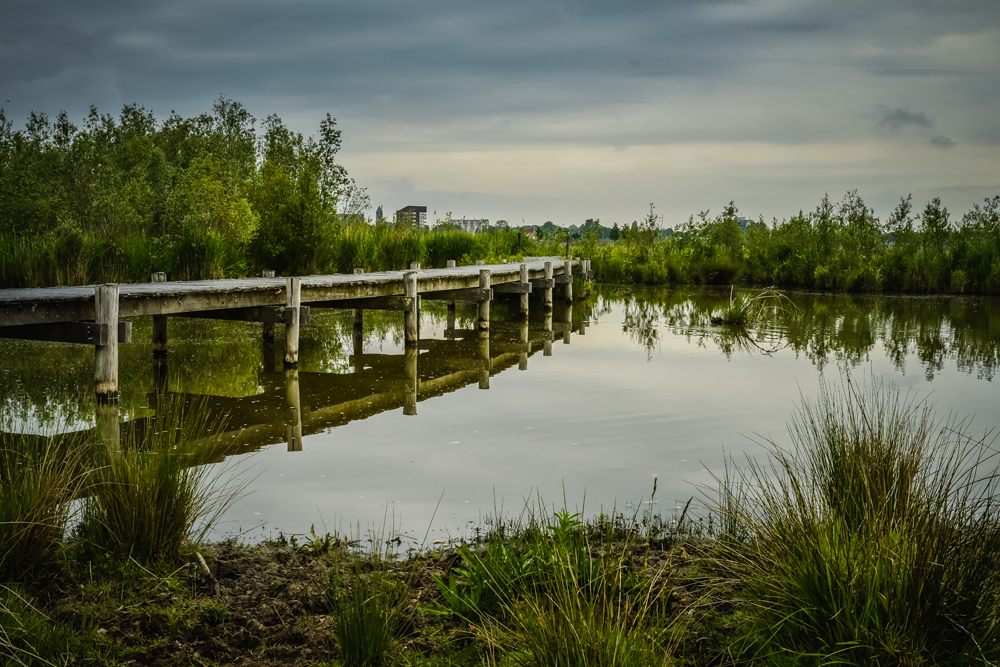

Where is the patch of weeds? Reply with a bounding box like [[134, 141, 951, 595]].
[[0, 584, 90, 666]]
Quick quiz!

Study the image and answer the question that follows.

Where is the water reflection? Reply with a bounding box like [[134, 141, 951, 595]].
[[1, 286, 997, 541], [613, 287, 999, 380]]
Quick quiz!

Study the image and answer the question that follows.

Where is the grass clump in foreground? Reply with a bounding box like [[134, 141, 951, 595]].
[[709, 377, 1000, 665], [78, 398, 247, 564]]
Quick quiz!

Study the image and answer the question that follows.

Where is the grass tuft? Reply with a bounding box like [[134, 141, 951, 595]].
[[708, 375, 1000, 665]]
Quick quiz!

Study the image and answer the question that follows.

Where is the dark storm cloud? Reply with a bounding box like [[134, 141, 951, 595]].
[[875, 106, 934, 130]]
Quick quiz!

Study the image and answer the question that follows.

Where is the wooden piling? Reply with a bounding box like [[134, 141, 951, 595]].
[[404, 270, 419, 346], [543, 313, 553, 356], [95, 284, 120, 403], [285, 369, 303, 451], [410, 262, 420, 270], [447, 260, 456, 268], [404, 347, 418, 415], [447, 302, 456, 329], [519, 320, 528, 371], [519, 263, 530, 319], [564, 260, 573, 302], [477, 269, 491, 336], [478, 336, 490, 389], [477, 260, 485, 266], [284, 277, 301, 369], [564, 304, 573, 344], [262, 269, 276, 278], [95, 401, 120, 448], [353, 269, 365, 331], [544, 261, 553, 313], [151, 273, 168, 358]]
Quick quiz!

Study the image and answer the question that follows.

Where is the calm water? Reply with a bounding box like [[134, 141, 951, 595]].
[[2, 287, 998, 543]]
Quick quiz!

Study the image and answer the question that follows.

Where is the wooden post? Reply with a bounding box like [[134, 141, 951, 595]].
[[404, 347, 418, 415], [478, 336, 490, 389], [95, 284, 119, 403], [447, 302, 456, 329], [518, 320, 529, 371], [404, 270, 419, 347], [501, 258, 508, 264], [154, 355, 168, 395], [95, 402, 120, 448], [352, 328, 364, 373], [151, 273, 168, 358], [519, 263, 529, 319], [543, 314, 553, 357], [477, 269, 490, 336], [353, 269, 364, 332], [410, 262, 420, 270], [284, 277, 301, 369], [563, 304, 573, 344], [544, 261, 553, 313], [447, 260, 456, 268], [477, 259, 485, 266], [564, 259, 573, 303], [262, 269, 276, 278], [285, 369, 303, 452]]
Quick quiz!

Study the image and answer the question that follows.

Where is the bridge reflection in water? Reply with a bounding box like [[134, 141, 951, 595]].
[[92, 302, 590, 462]]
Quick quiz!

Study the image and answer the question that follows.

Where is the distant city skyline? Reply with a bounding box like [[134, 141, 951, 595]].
[[2, 1, 998, 227]]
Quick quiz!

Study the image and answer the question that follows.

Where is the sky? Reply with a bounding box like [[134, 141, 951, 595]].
[[2, 0, 999, 228]]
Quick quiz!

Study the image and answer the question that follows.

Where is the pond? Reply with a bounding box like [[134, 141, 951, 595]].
[[1, 286, 998, 544]]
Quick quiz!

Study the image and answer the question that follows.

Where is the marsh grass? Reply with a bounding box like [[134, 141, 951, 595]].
[[712, 285, 798, 325], [0, 431, 85, 581], [79, 397, 247, 563], [709, 376, 1000, 665], [325, 529, 412, 667], [0, 584, 80, 666]]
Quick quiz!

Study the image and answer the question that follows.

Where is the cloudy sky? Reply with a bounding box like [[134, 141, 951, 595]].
[[2, 0, 999, 227]]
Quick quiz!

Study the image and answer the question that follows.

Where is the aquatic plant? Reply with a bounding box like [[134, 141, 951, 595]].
[[325, 533, 411, 667], [0, 431, 84, 581], [708, 376, 1000, 664], [711, 285, 797, 325], [79, 398, 246, 563]]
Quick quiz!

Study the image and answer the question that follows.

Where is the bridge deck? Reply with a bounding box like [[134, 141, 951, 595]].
[[0, 258, 572, 326]]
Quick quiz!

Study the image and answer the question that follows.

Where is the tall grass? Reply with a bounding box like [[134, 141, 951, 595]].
[[709, 377, 1000, 665], [79, 398, 246, 563], [325, 530, 411, 667], [0, 432, 84, 581], [0, 585, 80, 666]]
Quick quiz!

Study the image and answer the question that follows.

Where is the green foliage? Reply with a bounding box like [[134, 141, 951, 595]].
[[708, 377, 1000, 665], [581, 192, 1000, 294], [432, 533, 535, 620]]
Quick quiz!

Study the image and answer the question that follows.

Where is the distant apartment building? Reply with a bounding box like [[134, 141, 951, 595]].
[[396, 205, 428, 228]]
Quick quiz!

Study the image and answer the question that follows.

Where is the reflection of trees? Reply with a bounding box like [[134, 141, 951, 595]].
[[608, 287, 999, 379]]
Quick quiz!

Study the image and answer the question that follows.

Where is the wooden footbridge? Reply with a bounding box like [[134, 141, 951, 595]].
[[0, 257, 591, 403]]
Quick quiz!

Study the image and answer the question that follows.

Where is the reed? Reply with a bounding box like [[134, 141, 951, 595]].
[[325, 531, 411, 667], [79, 397, 246, 563], [708, 376, 1000, 664], [0, 431, 84, 582]]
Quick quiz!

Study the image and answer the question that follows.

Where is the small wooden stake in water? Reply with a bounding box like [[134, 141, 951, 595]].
[[544, 313, 553, 357], [564, 304, 573, 344], [95, 284, 120, 403], [519, 320, 529, 371], [96, 401, 120, 448], [284, 277, 301, 369]]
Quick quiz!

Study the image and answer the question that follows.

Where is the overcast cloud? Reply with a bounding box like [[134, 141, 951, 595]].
[[2, 0, 998, 225]]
